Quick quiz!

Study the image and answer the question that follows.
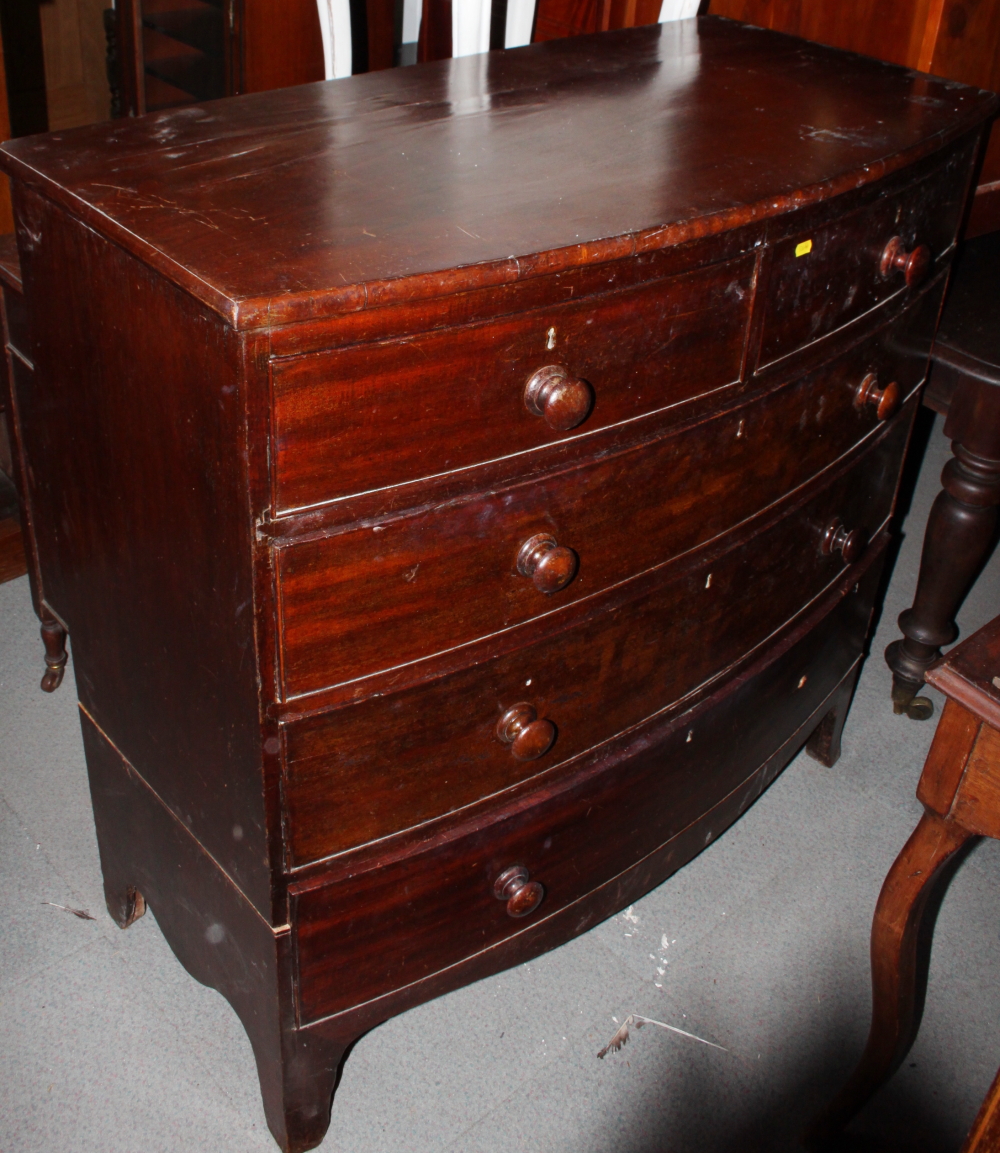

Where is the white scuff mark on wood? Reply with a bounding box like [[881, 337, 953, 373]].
[[597, 1014, 728, 1059]]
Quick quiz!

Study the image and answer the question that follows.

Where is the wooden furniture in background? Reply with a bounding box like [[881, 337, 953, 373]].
[[808, 614, 1000, 1143], [0, 23, 21, 584], [38, 0, 112, 129], [113, 0, 671, 108], [529, 0, 662, 41], [963, 1063, 1000, 1152], [708, 0, 1000, 236], [0, 12, 15, 262], [0, 235, 63, 658], [887, 232, 1000, 718], [0, 19, 993, 1151], [114, 0, 329, 114]]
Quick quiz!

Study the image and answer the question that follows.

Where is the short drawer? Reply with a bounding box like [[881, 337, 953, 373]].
[[270, 254, 755, 513], [292, 546, 884, 1025], [282, 401, 911, 868], [757, 139, 973, 367], [276, 281, 940, 698]]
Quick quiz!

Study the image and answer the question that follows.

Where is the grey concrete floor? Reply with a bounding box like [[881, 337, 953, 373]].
[[1, 409, 999, 1153]]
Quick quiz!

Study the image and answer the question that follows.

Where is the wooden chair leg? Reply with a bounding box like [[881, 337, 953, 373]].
[[961, 1064, 1000, 1153], [805, 809, 975, 1144]]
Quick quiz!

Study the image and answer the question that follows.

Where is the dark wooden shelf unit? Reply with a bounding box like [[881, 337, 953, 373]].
[[139, 0, 226, 111], [116, 0, 326, 116]]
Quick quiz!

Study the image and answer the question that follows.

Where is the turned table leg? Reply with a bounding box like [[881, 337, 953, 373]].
[[886, 441, 1000, 718]]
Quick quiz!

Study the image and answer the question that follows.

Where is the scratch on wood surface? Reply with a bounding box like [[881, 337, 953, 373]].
[[42, 901, 96, 920], [597, 1014, 728, 1059]]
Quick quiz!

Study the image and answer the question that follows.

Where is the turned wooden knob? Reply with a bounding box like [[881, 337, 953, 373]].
[[879, 236, 930, 288], [821, 518, 866, 564], [493, 865, 545, 918], [517, 533, 578, 594], [524, 365, 593, 431], [854, 373, 901, 421], [496, 703, 556, 761]]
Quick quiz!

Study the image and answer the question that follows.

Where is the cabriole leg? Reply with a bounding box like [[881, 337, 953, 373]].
[[805, 810, 974, 1144]]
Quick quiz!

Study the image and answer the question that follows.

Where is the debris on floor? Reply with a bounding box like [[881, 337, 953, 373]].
[[42, 901, 95, 920], [597, 1013, 728, 1059]]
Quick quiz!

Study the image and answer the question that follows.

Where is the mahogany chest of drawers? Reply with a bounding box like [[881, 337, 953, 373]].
[[0, 18, 995, 1151]]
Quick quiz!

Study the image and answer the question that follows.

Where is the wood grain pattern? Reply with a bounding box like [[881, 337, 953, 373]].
[[0, 20, 993, 330], [293, 548, 884, 1022], [1, 25, 992, 1151], [282, 414, 910, 866], [756, 141, 972, 367], [241, 0, 325, 94], [276, 289, 937, 698], [707, 0, 1000, 231], [271, 254, 754, 512], [533, 0, 662, 39], [12, 186, 272, 917]]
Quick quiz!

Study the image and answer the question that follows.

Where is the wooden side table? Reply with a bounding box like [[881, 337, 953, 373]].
[[809, 614, 1000, 1142], [886, 231, 1000, 720]]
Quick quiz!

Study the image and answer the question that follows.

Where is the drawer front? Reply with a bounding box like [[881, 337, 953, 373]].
[[270, 254, 755, 513], [757, 140, 972, 367], [283, 401, 912, 868], [292, 547, 884, 1025], [276, 281, 940, 698]]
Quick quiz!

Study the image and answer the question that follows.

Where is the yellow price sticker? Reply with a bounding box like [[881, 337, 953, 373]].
[[795, 239, 813, 257]]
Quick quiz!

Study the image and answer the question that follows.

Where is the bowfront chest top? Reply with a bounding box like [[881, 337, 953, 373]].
[[0, 18, 995, 1151]]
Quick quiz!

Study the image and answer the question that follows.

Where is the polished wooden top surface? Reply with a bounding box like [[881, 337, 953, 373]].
[[0, 17, 994, 329]]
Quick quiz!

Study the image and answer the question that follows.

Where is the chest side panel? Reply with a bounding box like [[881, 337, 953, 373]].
[[13, 186, 272, 918]]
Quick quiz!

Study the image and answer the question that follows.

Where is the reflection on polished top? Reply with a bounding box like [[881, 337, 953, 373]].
[[0, 16, 994, 327]]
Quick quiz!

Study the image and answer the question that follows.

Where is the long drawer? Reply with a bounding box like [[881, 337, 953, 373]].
[[275, 281, 940, 699], [291, 544, 884, 1025], [281, 400, 912, 868], [756, 136, 972, 367], [269, 253, 755, 513]]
